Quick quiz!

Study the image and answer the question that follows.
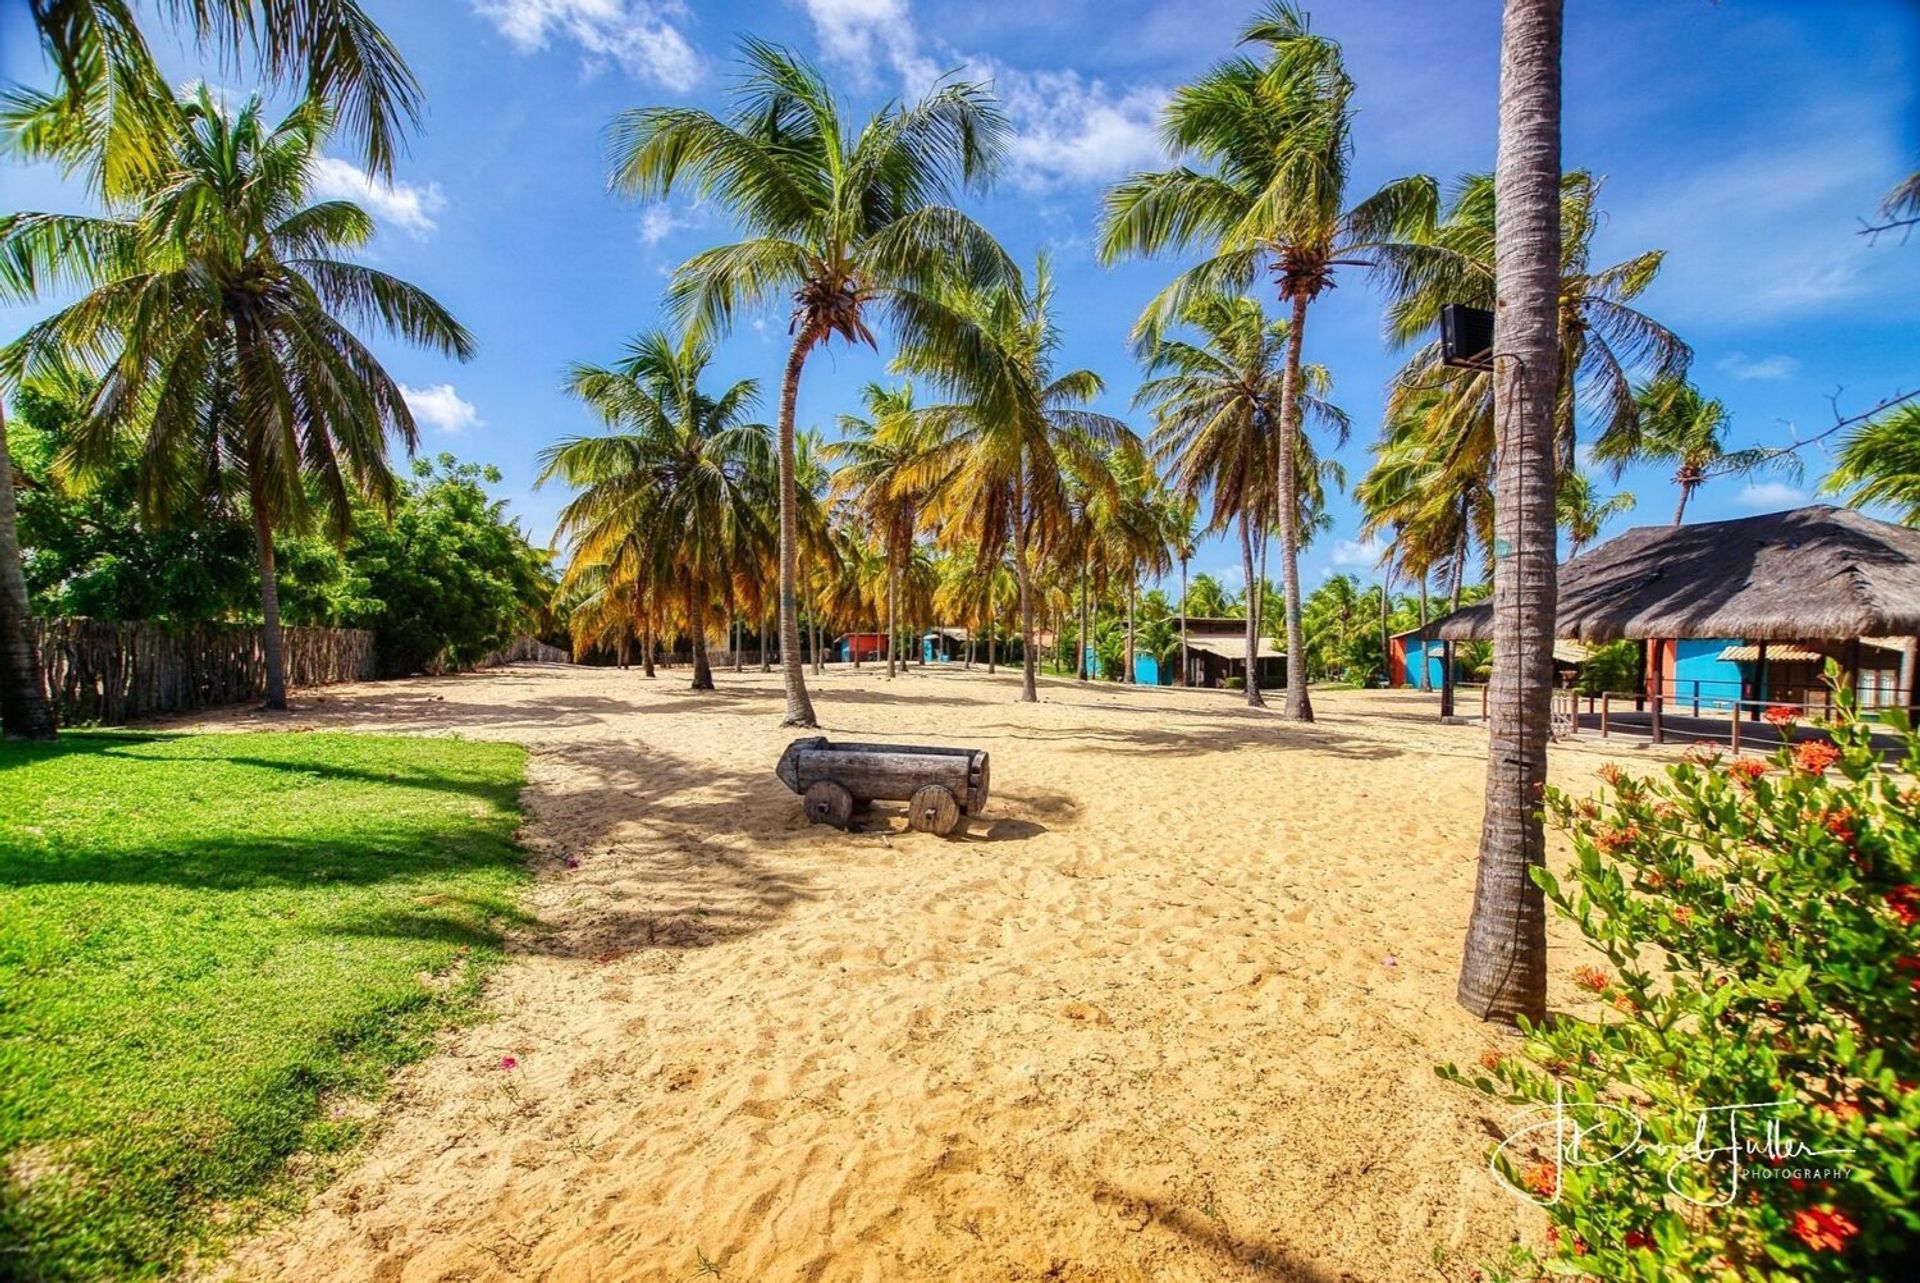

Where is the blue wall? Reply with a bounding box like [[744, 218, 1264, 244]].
[[1134, 654, 1161, 685], [1403, 638, 1446, 690], [1670, 638, 1745, 712]]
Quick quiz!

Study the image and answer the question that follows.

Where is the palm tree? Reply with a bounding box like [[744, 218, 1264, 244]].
[[1166, 494, 1199, 685], [897, 258, 1134, 703], [608, 39, 1013, 727], [1378, 171, 1689, 473], [2, 88, 471, 711], [540, 330, 772, 692], [1457, 0, 1563, 1027], [827, 383, 932, 680], [1135, 293, 1343, 707], [1100, 2, 1428, 721], [4, 3, 420, 736], [21, 0, 420, 199], [1593, 376, 1784, 524], [1822, 403, 1920, 525], [1556, 470, 1635, 554]]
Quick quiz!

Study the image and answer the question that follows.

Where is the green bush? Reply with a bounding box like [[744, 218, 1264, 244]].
[[1441, 670, 1917, 1279], [1223, 676, 1245, 690], [1578, 639, 1644, 697]]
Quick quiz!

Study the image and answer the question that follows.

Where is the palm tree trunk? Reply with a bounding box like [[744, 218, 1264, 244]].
[[1014, 465, 1038, 702], [688, 580, 714, 691], [1459, 0, 1562, 1027], [1125, 581, 1137, 684], [732, 615, 742, 672], [1673, 483, 1692, 525], [886, 543, 898, 679], [1274, 306, 1313, 722], [760, 605, 772, 673], [1239, 510, 1265, 708], [1179, 554, 1189, 688], [642, 610, 656, 678], [0, 403, 55, 739], [775, 326, 820, 725], [1450, 501, 1470, 612], [246, 463, 290, 711], [1418, 568, 1430, 691], [987, 594, 997, 673], [1077, 560, 1090, 682]]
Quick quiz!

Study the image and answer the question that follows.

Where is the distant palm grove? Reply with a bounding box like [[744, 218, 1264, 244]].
[[1, 0, 1915, 742]]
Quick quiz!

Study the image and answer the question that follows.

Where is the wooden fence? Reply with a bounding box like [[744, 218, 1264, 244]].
[[32, 617, 376, 726]]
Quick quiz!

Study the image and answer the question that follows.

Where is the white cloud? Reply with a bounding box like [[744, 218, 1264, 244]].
[[1733, 480, 1810, 511], [800, 0, 937, 90], [471, 0, 701, 89], [307, 156, 445, 238], [995, 67, 1167, 189], [799, 1, 1163, 187], [1716, 352, 1801, 382], [638, 204, 684, 245], [401, 384, 482, 434], [1329, 536, 1382, 569]]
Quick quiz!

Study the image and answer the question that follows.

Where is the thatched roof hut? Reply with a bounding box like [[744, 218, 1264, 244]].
[[1431, 505, 1920, 643]]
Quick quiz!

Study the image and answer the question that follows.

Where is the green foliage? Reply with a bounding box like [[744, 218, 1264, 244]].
[[1822, 404, 1920, 527], [0, 731, 529, 1280], [10, 379, 260, 621], [324, 456, 556, 675], [1577, 639, 1644, 697], [1440, 669, 1918, 1280]]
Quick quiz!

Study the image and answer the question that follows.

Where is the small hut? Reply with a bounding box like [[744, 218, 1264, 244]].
[[921, 627, 969, 663], [1426, 505, 1920, 729], [1178, 616, 1286, 690]]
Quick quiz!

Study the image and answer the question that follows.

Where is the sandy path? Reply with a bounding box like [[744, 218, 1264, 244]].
[[197, 663, 1656, 1282]]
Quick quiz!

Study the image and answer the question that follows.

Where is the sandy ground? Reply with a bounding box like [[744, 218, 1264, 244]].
[[190, 661, 1663, 1283]]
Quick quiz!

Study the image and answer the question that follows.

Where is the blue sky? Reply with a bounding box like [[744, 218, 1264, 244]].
[[4, 0, 1917, 595]]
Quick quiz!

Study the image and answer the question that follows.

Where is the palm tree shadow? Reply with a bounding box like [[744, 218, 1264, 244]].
[[1092, 1185, 1347, 1281]]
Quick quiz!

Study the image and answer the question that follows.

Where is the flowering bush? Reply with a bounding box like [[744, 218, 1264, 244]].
[[1441, 668, 1918, 1280]]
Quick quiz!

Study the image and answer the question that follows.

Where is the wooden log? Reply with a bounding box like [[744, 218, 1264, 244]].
[[776, 737, 989, 812], [908, 784, 960, 836], [803, 780, 854, 830]]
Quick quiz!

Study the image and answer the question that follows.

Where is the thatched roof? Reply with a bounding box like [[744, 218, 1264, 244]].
[[1185, 635, 1285, 660], [1431, 505, 1920, 643]]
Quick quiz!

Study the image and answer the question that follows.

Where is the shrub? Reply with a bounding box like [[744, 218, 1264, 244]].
[[1441, 668, 1917, 1281], [1223, 676, 1245, 690]]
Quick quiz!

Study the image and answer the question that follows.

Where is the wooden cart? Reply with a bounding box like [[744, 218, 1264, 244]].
[[775, 737, 991, 837]]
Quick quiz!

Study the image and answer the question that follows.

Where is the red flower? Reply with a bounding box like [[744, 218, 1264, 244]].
[[1887, 885, 1920, 928], [1478, 1048, 1506, 1073], [500, 1056, 518, 1071], [1596, 823, 1640, 854], [1573, 965, 1610, 993], [1793, 740, 1841, 774], [1763, 705, 1799, 729], [1597, 764, 1625, 786], [1524, 1161, 1558, 1198], [1791, 1207, 1859, 1252], [1728, 758, 1767, 784], [1624, 1229, 1652, 1250]]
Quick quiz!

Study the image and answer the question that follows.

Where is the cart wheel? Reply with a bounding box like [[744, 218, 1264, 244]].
[[804, 780, 853, 830], [907, 784, 961, 837]]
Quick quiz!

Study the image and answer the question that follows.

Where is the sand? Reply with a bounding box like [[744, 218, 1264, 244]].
[[196, 662, 1659, 1282]]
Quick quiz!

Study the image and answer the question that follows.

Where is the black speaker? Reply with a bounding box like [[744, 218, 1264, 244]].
[[1440, 304, 1494, 370]]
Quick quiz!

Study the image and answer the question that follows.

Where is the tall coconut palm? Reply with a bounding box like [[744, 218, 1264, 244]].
[[827, 382, 932, 680], [1822, 403, 1920, 526], [1593, 376, 1784, 524], [1357, 385, 1495, 610], [540, 330, 772, 693], [1099, 2, 1429, 721], [2, 88, 472, 711], [21, 0, 419, 200], [1166, 494, 1199, 685], [1458, 0, 1563, 1027], [8, 0, 417, 738], [896, 258, 1134, 703], [1378, 171, 1689, 473], [1135, 292, 1343, 707], [1555, 469, 1635, 554], [608, 38, 1013, 727]]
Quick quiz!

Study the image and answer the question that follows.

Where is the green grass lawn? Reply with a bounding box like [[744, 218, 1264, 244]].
[[0, 731, 530, 1282]]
